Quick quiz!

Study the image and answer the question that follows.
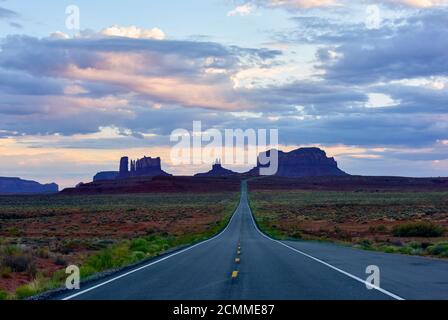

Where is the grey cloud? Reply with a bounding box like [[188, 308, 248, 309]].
[[9, 22, 21, 29], [0, 34, 282, 136], [0, 68, 64, 96], [316, 9, 448, 84], [0, 6, 17, 19], [376, 84, 448, 114], [0, 35, 280, 80], [246, 80, 368, 114]]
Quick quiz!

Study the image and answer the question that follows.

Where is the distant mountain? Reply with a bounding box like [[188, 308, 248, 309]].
[[249, 147, 348, 177], [0, 177, 58, 194], [195, 161, 238, 177], [93, 171, 119, 182]]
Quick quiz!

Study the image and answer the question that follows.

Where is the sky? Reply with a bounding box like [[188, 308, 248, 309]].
[[0, 0, 447, 188]]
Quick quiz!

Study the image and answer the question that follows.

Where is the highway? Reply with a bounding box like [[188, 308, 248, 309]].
[[58, 181, 448, 300]]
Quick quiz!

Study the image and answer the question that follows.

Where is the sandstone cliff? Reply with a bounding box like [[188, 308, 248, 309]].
[[249, 147, 348, 177]]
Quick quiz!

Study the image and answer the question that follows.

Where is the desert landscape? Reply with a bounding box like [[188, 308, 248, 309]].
[[249, 177, 448, 258], [2, 148, 448, 299], [1, 1, 448, 306], [0, 183, 239, 299]]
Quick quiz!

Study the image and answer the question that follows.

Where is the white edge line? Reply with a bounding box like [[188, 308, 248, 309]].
[[62, 196, 243, 300], [245, 188, 406, 301]]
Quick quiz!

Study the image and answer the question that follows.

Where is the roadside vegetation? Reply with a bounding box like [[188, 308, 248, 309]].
[[249, 190, 448, 259], [0, 192, 239, 299]]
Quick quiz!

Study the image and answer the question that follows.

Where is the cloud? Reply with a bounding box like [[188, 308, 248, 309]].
[[245, 0, 338, 10], [228, 3, 256, 16], [227, 0, 338, 15], [313, 9, 448, 84], [385, 0, 448, 7], [265, 0, 338, 9], [0, 31, 281, 136], [99, 25, 166, 40], [0, 6, 18, 19], [246, 79, 368, 113], [234, 0, 448, 11], [9, 22, 22, 29]]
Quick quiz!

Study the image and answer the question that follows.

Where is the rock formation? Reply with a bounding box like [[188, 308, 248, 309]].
[[91, 148, 347, 181], [93, 171, 119, 182], [249, 147, 348, 177], [0, 177, 59, 194], [195, 160, 238, 177], [118, 156, 171, 179], [119, 157, 129, 176]]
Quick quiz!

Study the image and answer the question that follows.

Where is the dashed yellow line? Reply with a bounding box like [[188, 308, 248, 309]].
[[231, 271, 239, 279]]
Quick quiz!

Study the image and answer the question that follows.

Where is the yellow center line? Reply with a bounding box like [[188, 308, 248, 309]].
[[231, 271, 239, 279]]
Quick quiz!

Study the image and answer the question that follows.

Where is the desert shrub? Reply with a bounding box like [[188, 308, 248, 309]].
[[113, 245, 133, 265], [51, 269, 67, 282], [130, 239, 150, 253], [427, 243, 448, 257], [15, 284, 37, 299], [1, 245, 19, 256], [291, 231, 303, 239], [410, 248, 424, 255], [39, 270, 67, 292], [369, 225, 387, 233], [91, 240, 114, 250], [398, 245, 423, 256], [15, 275, 48, 299], [0, 289, 8, 300], [392, 222, 444, 237], [2, 249, 36, 275], [358, 239, 372, 249], [421, 242, 432, 249], [132, 251, 146, 261], [85, 249, 114, 271], [408, 242, 422, 249], [56, 240, 79, 254], [36, 247, 50, 259], [80, 265, 96, 279], [382, 246, 399, 253], [53, 256, 67, 266], [84, 243, 133, 273], [0, 266, 12, 278], [6, 227, 20, 236]]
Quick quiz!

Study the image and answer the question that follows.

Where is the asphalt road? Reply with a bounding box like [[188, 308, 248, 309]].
[[59, 181, 448, 300]]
